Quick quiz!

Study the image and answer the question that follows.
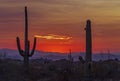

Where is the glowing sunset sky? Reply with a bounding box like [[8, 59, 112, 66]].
[[0, 0, 120, 53]]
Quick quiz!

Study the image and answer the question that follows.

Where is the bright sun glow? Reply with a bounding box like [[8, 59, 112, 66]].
[[35, 34, 72, 40]]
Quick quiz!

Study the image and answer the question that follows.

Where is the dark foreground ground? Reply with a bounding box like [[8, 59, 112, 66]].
[[0, 59, 120, 81]]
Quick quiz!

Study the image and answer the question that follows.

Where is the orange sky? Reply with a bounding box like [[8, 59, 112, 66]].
[[0, 0, 120, 53]]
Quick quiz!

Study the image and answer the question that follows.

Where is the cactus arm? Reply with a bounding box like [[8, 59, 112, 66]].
[[29, 37, 36, 57], [16, 37, 25, 56]]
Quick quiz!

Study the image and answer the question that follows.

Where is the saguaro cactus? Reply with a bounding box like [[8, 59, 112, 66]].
[[85, 20, 92, 62], [68, 49, 73, 62], [16, 6, 37, 72], [84, 20, 92, 81]]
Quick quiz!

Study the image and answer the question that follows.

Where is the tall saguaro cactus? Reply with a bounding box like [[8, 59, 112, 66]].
[[84, 20, 92, 81], [85, 20, 92, 62], [16, 6, 37, 72]]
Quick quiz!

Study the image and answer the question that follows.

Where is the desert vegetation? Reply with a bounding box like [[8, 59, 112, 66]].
[[0, 58, 120, 81]]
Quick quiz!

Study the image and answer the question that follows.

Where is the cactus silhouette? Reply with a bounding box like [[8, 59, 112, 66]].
[[68, 49, 73, 62], [16, 6, 37, 73], [85, 20, 92, 62], [84, 20, 92, 81]]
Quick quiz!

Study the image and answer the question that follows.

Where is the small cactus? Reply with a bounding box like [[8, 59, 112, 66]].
[[68, 49, 73, 62], [16, 6, 37, 73]]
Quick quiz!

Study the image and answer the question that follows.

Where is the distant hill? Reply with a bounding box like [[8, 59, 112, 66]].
[[0, 48, 119, 61]]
